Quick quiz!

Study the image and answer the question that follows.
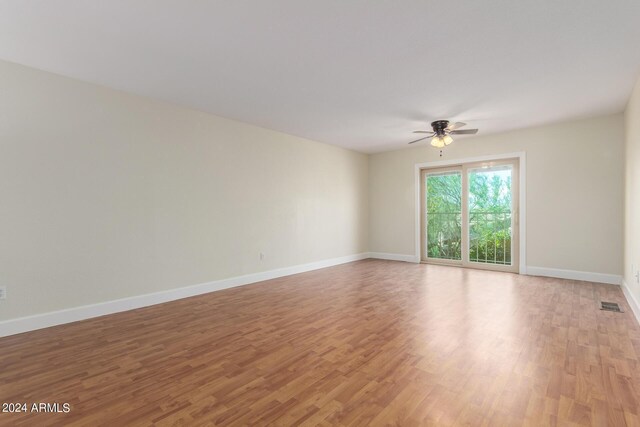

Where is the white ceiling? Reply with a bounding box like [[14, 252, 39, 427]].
[[1, 1, 639, 153]]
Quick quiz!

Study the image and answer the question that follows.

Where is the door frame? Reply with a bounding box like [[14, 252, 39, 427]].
[[414, 152, 526, 274]]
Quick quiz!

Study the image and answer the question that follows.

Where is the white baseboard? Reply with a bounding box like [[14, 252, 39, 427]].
[[526, 266, 622, 285], [368, 252, 420, 263], [622, 279, 640, 326], [2, 255, 627, 338], [0, 253, 369, 338]]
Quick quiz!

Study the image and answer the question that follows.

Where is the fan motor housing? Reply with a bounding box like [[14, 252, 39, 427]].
[[431, 120, 449, 136]]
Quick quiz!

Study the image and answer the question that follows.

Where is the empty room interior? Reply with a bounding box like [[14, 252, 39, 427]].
[[2, 1, 640, 426]]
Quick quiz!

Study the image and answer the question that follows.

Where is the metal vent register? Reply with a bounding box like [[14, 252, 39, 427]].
[[600, 301, 623, 313]]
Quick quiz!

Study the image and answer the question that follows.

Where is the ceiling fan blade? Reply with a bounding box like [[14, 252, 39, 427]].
[[447, 122, 466, 130], [413, 130, 434, 134], [450, 129, 478, 135], [408, 136, 431, 144]]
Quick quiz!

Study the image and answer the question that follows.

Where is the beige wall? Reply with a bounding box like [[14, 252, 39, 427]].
[[625, 75, 640, 303], [0, 60, 368, 321], [0, 57, 631, 324], [369, 115, 624, 275]]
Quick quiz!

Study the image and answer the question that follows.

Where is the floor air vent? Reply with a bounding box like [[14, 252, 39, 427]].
[[600, 302, 623, 313]]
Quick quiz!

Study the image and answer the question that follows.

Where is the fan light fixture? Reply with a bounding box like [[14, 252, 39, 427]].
[[430, 134, 453, 148]]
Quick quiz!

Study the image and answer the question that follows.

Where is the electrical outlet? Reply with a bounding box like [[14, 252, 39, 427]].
[[0, 286, 6, 300], [260, 252, 265, 261]]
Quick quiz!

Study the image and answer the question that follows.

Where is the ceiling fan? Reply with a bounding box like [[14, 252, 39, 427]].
[[408, 120, 478, 148]]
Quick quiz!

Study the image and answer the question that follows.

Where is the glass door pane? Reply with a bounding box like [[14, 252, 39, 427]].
[[467, 165, 513, 266], [425, 170, 462, 261]]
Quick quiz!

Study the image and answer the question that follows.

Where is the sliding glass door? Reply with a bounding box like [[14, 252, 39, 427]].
[[423, 168, 462, 264], [421, 159, 519, 272], [468, 164, 515, 268]]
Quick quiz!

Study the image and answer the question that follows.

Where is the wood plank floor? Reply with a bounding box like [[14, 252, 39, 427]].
[[1, 260, 640, 426]]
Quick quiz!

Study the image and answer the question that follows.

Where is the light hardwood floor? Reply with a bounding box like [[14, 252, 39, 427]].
[[1, 260, 639, 426]]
